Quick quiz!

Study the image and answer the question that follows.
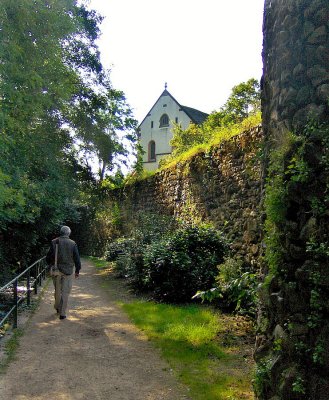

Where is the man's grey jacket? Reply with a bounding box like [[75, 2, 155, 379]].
[[46, 235, 81, 275]]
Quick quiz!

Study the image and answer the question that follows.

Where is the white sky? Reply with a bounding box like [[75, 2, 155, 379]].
[[88, 0, 264, 123]]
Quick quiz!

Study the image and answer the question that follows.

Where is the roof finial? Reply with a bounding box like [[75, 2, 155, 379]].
[[164, 82, 168, 90]]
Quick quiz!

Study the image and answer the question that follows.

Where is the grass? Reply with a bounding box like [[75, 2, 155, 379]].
[[122, 301, 255, 400], [88, 256, 255, 399], [123, 169, 157, 184], [85, 256, 109, 269], [0, 279, 50, 373], [160, 113, 261, 171], [0, 328, 24, 373]]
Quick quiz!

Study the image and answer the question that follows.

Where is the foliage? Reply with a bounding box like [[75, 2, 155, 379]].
[[0, 0, 136, 275], [163, 79, 260, 163], [70, 196, 124, 257], [106, 238, 130, 262], [262, 131, 297, 276], [161, 112, 261, 168], [129, 142, 145, 177], [123, 168, 156, 184], [85, 256, 109, 270], [109, 219, 228, 303], [216, 78, 260, 125], [111, 238, 143, 280], [258, 120, 329, 398], [193, 257, 258, 316], [169, 122, 212, 156], [292, 376, 306, 395], [109, 212, 177, 280], [140, 225, 227, 302], [0, 328, 24, 373], [209, 111, 261, 145], [68, 78, 138, 181], [122, 301, 254, 399], [253, 358, 273, 398]]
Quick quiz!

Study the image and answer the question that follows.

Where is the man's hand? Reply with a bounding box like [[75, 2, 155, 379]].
[[75, 272, 79, 279]]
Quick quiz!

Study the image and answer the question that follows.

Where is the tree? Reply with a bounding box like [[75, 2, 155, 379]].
[[0, 0, 80, 236], [68, 75, 137, 181], [170, 123, 212, 156], [206, 78, 260, 129], [0, 0, 136, 273], [167, 79, 260, 159]]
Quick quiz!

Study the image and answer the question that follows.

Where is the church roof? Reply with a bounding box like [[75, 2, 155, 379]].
[[179, 106, 209, 125], [138, 88, 209, 127]]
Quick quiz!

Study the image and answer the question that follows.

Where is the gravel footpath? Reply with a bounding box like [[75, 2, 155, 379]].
[[0, 259, 190, 400]]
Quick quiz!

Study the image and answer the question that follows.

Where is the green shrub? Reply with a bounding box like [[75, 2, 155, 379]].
[[106, 238, 131, 262], [109, 238, 143, 280], [142, 225, 228, 302], [108, 212, 177, 282], [193, 257, 258, 316], [108, 219, 228, 303], [217, 257, 258, 314]]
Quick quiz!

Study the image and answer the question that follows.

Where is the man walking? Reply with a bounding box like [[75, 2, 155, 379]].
[[46, 226, 81, 320]]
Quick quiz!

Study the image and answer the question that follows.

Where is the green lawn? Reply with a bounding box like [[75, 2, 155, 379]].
[[122, 301, 254, 400]]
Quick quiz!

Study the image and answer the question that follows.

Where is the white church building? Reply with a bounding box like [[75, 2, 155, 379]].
[[138, 85, 209, 171]]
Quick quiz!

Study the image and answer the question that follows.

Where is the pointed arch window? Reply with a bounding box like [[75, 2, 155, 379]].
[[159, 113, 169, 127], [148, 140, 156, 161]]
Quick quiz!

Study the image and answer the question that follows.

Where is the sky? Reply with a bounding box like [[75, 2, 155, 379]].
[[88, 0, 264, 123]]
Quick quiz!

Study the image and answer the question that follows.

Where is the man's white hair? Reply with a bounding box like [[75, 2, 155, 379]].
[[60, 226, 71, 236]]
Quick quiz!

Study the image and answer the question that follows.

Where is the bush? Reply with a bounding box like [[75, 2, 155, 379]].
[[106, 238, 141, 279], [108, 220, 228, 303], [106, 238, 131, 262], [193, 257, 258, 316], [216, 258, 258, 315], [108, 212, 177, 282], [142, 225, 228, 302]]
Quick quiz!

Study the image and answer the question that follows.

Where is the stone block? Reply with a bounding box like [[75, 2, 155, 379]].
[[299, 217, 317, 241], [279, 365, 299, 399], [307, 25, 327, 44], [273, 324, 287, 340], [290, 323, 309, 337], [293, 104, 325, 128], [304, 0, 328, 19], [307, 64, 328, 86], [309, 375, 329, 400], [304, 20, 315, 37], [280, 70, 292, 84], [295, 86, 313, 106], [293, 63, 305, 78], [316, 45, 329, 66], [316, 84, 329, 102], [315, 8, 329, 26]]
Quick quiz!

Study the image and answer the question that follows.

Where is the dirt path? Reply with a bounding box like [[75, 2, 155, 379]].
[[0, 260, 190, 400]]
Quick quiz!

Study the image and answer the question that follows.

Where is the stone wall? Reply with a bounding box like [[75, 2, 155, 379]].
[[114, 126, 263, 268], [262, 0, 329, 137], [257, 1, 329, 399]]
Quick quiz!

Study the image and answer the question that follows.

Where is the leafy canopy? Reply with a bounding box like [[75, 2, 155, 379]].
[[0, 0, 136, 272]]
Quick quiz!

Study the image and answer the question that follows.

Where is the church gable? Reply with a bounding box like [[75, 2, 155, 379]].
[[139, 86, 208, 171]]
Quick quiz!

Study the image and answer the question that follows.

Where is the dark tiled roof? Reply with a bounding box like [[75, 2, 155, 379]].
[[180, 106, 209, 125]]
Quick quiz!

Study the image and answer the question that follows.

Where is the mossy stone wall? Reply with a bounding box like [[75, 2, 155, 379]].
[[256, 1, 329, 399], [114, 126, 263, 268]]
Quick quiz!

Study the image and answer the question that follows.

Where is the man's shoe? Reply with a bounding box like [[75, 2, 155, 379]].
[[59, 315, 66, 320]]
